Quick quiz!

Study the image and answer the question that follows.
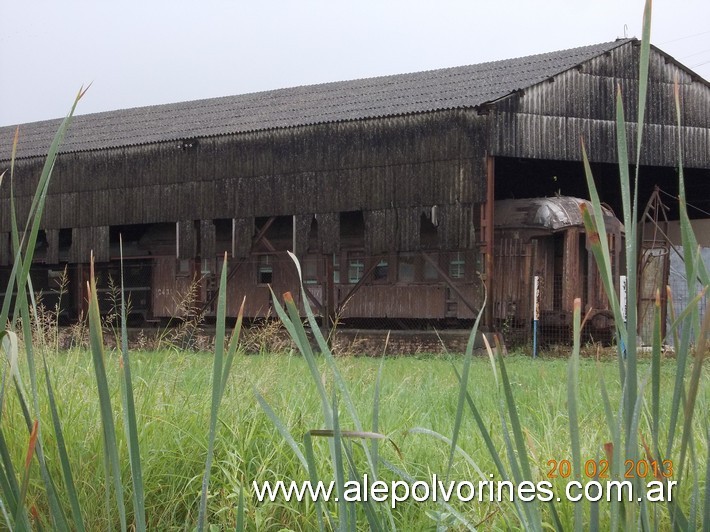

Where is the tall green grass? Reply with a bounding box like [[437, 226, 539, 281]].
[[451, 0, 708, 529], [0, 92, 243, 530], [1, 88, 88, 531], [1, 0, 707, 529], [257, 0, 707, 529], [0, 343, 704, 528]]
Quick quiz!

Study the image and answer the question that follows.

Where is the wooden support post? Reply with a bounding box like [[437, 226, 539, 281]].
[[533, 275, 541, 358], [75, 263, 89, 319], [253, 217, 276, 250]]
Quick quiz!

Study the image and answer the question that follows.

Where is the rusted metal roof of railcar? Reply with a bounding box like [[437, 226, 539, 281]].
[[0, 40, 635, 159], [495, 196, 623, 232]]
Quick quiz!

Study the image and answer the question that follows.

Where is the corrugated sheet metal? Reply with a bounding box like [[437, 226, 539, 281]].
[[490, 45, 710, 167], [45, 229, 59, 264], [1, 110, 488, 258], [0, 41, 635, 159], [232, 218, 254, 259], [69, 226, 109, 263], [200, 220, 216, 259], [495, 196, 621, 231], [176, 220, 196, 259]]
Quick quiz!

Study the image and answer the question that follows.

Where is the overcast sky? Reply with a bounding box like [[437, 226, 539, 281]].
[[1, 0, 708, 127]]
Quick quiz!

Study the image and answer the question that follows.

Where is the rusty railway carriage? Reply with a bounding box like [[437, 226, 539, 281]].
[[1, 39, 710, 343], [493, 197, 624, 344]]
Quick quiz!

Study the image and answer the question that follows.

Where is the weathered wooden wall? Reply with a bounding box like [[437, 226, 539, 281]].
[[489, 45, 710, 167], [1, 109, 487, 261]]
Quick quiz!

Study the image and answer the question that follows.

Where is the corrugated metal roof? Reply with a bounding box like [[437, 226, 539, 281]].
[[0, 39, 632, 159], [495, 196, 623, 231]]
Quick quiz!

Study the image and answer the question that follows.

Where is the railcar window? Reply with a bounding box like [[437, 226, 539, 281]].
[[449, 252, 465, 279], [258, 255, 273, 285], [303, 258, 318, 285], [398, 254, 415, 282], [373, 260, 389, 282], [348, 258, 364, 284], [176, 259, 191, 278], [333, 253, 340, 283], [423, 256, 439, 280]]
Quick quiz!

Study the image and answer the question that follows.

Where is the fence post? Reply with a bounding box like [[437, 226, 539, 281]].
[[533, 275, 541, 358]]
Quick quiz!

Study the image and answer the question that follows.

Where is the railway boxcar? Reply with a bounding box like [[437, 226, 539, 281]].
[[493, 196, 624, 344]]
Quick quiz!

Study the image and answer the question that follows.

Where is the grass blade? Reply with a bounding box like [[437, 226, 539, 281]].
[[235, 486, 245, 532], [285, 252, 396, 528], [704, 425, 710, 528], [371, 350, 385, 477], [268, 288, 333, 427], [380, 458, 476, 532], [14, 420, 38, 527], [117, 239, 145, 531], [303, 432, 329, 532], [40, 354, 85, 531], [497, 351, 541, 530], [452, 366, 510, 480], [409, 427, 488, 481], [448, 290, 486, 480], [341, 442, 381, 531], [568, 299, 582, 532], [254, 388, 308, 468], [331, 393, 347, 532], [675, 307, 710, 520], [220, 297, 245, 404], [0, 89, 85, 531], [597, 373, 621, 531], [651, 289, 662, 460], [87, 256, 127, 532], [197, 253, 230, 531], [0, 426, 30, 530]]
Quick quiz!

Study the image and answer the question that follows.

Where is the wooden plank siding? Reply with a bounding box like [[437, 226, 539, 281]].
[[489, 46, 710, 167], [1, 110, 487, 261], [1, 40, 707, 329]]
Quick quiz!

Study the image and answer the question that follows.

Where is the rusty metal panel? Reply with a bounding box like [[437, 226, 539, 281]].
[[562, 228, 580, 313], [530, 237, 554, 312], [454, 281, 485, 319], [493, 235, 533, 326], [224, 255, 297, 317], [151, 256, 197, 318], [338, 284, 446, 319], [494, 197, 622, 232]]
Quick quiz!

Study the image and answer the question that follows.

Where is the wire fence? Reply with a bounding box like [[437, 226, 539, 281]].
[[15, 246, 705, 352]]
